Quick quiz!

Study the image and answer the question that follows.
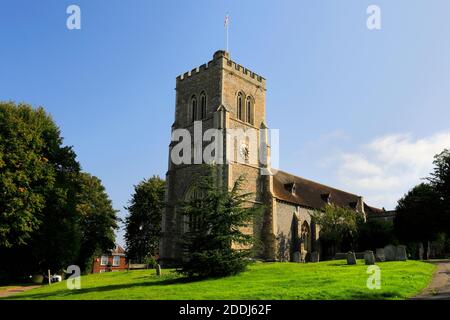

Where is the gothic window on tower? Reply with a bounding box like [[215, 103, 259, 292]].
[[246, 96, 253, 124], [191, 95, 197, 122], [237, 92, 244, 121], [200, 92, 207, 119]]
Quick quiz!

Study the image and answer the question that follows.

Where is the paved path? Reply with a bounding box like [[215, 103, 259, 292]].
[[412, 260, 450, 300], [0, 285, 41, 298]]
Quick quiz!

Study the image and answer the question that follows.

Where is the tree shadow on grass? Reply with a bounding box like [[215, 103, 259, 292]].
[[3, 276, 203, 300]]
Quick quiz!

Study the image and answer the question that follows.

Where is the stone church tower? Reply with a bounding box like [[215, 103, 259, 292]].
[[160, 50, 382, 265], [159, 50, 276, 265]]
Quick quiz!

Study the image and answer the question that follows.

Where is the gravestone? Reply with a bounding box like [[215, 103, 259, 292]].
[[300, 250, 308, 263], [311, 251, 320, 263], [334, 253, 347, 260], [375, 248, 385, 262], [292, 251, 300, 263], [384, 245, 397, 261], [395, 245, 407, 261], [156, 264, 162, 276], [418, 243, 424, 260], [364, 250, 375, 265], [346, 252, 357, 265]]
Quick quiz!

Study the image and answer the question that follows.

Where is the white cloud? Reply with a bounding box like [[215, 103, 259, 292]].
[[333, 132, 450, 209]]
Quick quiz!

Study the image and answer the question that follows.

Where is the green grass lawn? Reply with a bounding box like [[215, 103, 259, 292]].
[[1, 260, 435, 300]]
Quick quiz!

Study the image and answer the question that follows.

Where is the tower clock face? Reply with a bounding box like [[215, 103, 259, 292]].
[[240, 143, 249, 160]]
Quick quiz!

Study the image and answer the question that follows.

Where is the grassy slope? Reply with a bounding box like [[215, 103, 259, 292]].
[[3, 260, 435, 300]]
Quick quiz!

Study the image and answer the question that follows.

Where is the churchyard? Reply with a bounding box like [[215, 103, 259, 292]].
[[1, 260, 434, 300]]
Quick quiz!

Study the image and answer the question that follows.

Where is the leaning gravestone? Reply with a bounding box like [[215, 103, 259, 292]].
[[384, 245, 397, 261], [346, 252, 357, 265], [292, 251, 300, 263], [375, 248, 385, 262], [156, 264, 162, 276], [395, 245, 407, 261], [310, 251, 319, 263], [364, 251, 375, 265]]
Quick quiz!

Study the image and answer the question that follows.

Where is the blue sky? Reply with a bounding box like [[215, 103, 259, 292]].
[[1, 0, 450, 246]]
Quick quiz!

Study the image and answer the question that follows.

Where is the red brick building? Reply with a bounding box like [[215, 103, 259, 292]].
[[92, 245, 128, 273]]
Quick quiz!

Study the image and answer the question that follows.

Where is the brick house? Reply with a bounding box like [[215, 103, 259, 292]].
[[92, 245, 128, 273]]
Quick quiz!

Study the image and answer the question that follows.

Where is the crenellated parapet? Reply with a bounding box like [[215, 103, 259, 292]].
[[176, 50, 266, 87]]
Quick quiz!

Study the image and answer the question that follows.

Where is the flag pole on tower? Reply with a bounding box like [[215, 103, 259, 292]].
[[224, 13, 229, 52]]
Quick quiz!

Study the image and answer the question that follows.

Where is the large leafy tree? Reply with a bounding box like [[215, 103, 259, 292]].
[[0, 102, 118, 279], [179, 169, 262, 278], [394, 183, 443, 259], [356, 219, 395, 251], [428, 149, 450, 231], [124, 176, 165, 263], [0, 102, 60, 247], [311, 204, 362, 255], [76, 173, 118, 272]]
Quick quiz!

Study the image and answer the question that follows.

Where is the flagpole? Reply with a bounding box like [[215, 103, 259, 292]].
[[225, 13, 229, 53], [226, 22, 229, 52]]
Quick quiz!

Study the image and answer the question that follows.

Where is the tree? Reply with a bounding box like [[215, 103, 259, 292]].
[[394, 183, 443, 259], [124, 176, 165, 263], [428, 149, 450, 233], [311, 204, 362, 256], [0, 102, 118, 279], [179, 169, 262, 278], [356, 219, 395, 251], [0, 102, 61, 248], [76, 173, 118, 272]]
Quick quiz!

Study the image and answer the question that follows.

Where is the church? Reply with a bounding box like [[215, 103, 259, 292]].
[[159, 50, 389, 266]]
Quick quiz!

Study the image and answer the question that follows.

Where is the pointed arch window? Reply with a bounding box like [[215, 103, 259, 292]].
[[183, 185, 205, 233], [200, 92, 207, 119], [237, 92, 244, 121], [191, 95, 197, 122], [246, 96, 253, 124]]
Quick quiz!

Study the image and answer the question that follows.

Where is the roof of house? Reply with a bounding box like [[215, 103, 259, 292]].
[[110, 245, 126, 256], [273, 170, 383, 214]]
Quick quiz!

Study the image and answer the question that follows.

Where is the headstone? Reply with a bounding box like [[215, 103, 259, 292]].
[[395, 245, 407, 261], [292, 251, 300, 263], [334, 253, 347, 260], [364, 250, 375, 265], [310, 251, 319, 263], [156, 264, 162, 276], [418, 243, 424, 260], [384, 245, 396, 261], [346, 252, 357, 265], [375, 248, 385, 262], [300, 250, 308, 263]]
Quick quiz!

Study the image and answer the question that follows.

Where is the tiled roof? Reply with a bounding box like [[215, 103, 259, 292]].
[[110, 245, 126, 255], [273, 170, 382, 212]]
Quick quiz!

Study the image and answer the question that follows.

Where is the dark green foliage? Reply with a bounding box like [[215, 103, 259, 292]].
[[0, 102, 61, 247], [75, 173, 118, 272], [0, 102, 117, 280], [124, 176, 165, 263], [428, 149, 450, 233], [311, 204, 363, 255], [356, 219, 395, 251], [394, 183, 443, 258], [178, 168, 262, 278]]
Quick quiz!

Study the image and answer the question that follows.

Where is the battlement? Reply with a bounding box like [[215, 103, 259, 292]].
[[176, 50, 266, 86]]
